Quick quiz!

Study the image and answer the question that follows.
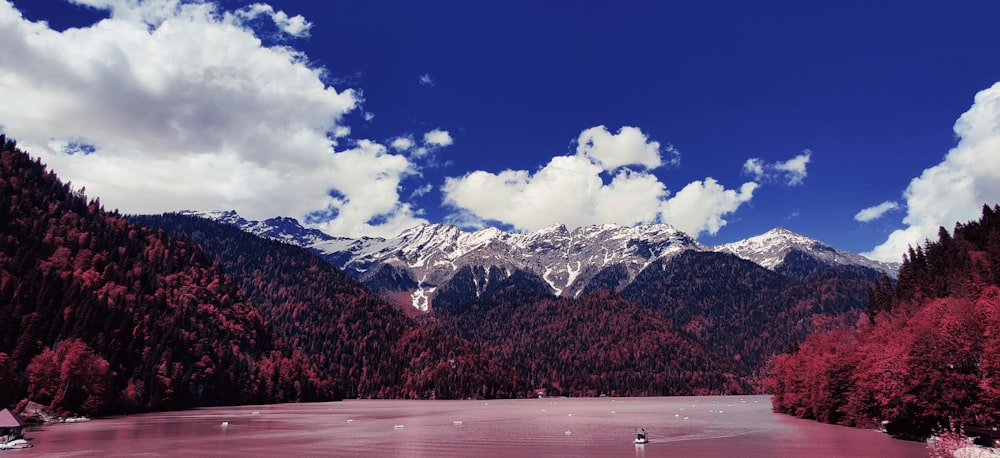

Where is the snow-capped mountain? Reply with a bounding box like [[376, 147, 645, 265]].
[[714, 227, 898, 278], [180, 211, 897, 311], [309, 222, 703, 309], [180, 210, 338, 246], [181, 211, 702, 309]]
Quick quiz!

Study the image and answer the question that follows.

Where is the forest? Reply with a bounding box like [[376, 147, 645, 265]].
[[621, 251, 876, 380], [0, 137, 519, 417], [432, 269, 745, 396], [767, 204, 1000, 438]]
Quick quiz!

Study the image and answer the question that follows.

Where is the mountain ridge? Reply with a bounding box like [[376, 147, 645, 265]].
[[180, 210, 898, 311]]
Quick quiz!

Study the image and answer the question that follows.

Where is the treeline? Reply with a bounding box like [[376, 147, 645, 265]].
[[133, 213, 524, 400], [0, 136, 334, 416], [432, 268, 746, 396], [767, 204, 1000, 437]]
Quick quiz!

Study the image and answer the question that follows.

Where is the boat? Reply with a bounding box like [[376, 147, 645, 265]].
[[633, 428, 649, 444], [0, 439, 32, 449]]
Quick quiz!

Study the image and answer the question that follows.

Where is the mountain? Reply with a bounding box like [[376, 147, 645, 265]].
[[181, 211, 703, 309], [620, 250, 875, 379], [134, 213, 524, 399], [148, 213, 754, 397], [714, 227, 898, 279], [432, 287, 747, 397], [183, 211, 896, 312]]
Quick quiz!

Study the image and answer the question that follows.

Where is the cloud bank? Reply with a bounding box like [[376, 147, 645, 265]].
[[865, 81, 1000, 262], [0, 0, 431, 238], [443, 125, 783, 238]]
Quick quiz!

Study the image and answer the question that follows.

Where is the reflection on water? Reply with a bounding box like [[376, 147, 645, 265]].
[[24, 395, 927, 457]]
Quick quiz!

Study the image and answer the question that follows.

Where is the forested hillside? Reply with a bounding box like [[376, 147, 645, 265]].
[[133, 213, 524, 399], [432, 269, 746, 396], [621, 251, 875, 380], [0, 136, 334, 415], [768, 205, 1000, 438]]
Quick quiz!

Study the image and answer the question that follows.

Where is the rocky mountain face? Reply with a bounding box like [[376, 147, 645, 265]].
[[714, 227, 899, 279], [181, 211, 897, 311]]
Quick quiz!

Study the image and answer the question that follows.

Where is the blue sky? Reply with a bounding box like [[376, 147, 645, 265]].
[[3, 0, 1000, 262]]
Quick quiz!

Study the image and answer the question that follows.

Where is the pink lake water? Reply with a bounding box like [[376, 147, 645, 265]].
[[18, 395, 928, 457]]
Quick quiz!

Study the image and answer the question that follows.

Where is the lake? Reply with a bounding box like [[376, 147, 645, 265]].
[[21, 395, 928, 457]]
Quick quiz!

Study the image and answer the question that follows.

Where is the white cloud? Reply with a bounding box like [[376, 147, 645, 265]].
[[743, 150, 812, 185], [659, 178, 758, 236], [742, 158, 764, 180], [865, 81, 1000, 262], [575, 125, 676, 171], [443, 125, 756, 238], [410, 128, 453, 159], [419, 73, 434, 87], [307, 140, 426, 237], [234, 3, 312, 37], [390, 136, 415, 151], [854, 201, 900, 223], [442, 155, 667, 231], [409, 183, 433, 199], [0, 0, 426, 238], [423, 129, 453, 147]]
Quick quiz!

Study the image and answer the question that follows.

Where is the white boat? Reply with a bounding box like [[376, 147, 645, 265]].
[[633, 428, 648, 444], [0, 439, 32, 449]]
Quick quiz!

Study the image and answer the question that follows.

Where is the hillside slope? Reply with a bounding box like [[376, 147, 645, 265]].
[[0, 136, 333, 415], [134, 213, 524, 399], [768, 205, 1000, 437]]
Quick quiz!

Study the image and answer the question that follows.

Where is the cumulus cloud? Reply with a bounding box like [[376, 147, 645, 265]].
[[410, 128, 453, 159], [0, 0, 427, 238], [443, 125, 757, 237], [865, 82, 1000, 262], [743, 150, 812, 185], [234, 3, 312, 37], [390, 136, 415, 151], [423, 129, 453, 147], [443, 155, 667, 231], [854, 201, 900, 223], [660, 179, 758, 236], [576, 125, 678, 171]]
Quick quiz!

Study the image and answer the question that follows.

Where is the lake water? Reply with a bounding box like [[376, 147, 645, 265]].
[[21, 395, 928, 457]]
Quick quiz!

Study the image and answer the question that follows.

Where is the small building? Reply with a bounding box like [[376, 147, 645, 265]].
[[0, 408, 25, 443]]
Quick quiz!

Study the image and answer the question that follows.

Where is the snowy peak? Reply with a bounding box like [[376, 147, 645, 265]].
[[180, 211, 704, 305], [178, 211, 895, 311], [179, 210, 339, 247], [714, 227, 898, 277]]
